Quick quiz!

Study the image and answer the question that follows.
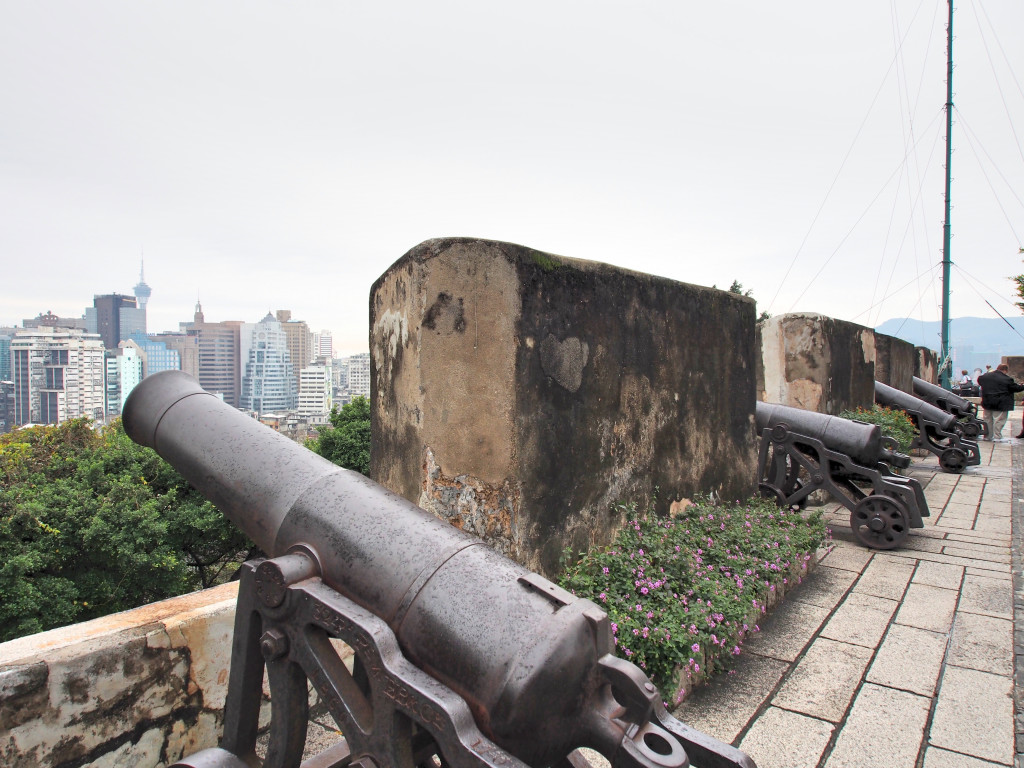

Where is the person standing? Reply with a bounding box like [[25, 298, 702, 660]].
[[977, 364, 1024, 440]]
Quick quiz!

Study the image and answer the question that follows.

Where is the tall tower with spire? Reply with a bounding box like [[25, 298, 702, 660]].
[[133, 261, 152, 310]]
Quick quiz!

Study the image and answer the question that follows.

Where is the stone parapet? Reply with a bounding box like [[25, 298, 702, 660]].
[[874, 332, 916, 392], [0, 584, 241, 768], [758, 313, 876, 413], [915, 346, 938, 383], [370, 238, 759, 577]]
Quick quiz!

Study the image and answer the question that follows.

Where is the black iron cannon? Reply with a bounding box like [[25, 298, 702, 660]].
[[912, 376, 988, 440], [756, 402, 929, 550], [874, 380, 981, 473], [123, 371, 755, 768]]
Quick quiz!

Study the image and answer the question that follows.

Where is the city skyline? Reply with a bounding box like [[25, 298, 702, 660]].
[[2, 2, 1023, 353]]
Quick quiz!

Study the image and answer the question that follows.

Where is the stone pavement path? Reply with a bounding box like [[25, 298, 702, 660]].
[[672, 424, 1020, 768]]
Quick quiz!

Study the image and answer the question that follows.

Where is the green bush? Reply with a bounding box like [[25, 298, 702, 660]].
[[559, 497, 826, 702], [838, 405, 916, 453], [307, 396, 371, 475]]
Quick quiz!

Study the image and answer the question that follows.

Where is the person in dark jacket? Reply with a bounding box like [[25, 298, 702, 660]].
[[977, 364, 1024, 440]]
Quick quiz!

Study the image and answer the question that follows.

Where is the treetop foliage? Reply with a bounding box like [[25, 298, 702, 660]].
[[0, 418, 253, 642], [306, 396, 371, 475]]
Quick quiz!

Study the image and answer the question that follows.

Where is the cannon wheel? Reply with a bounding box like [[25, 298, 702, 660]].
[[850, 495, 909, 550], [758, 482, 788, 507], [939, 447, 968, 473], [961, 421, 982, 440]]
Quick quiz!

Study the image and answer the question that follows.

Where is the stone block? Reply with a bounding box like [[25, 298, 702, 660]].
[[930, 666, 1015, 765], [866, 624, 947, 696], [824, 684, 930, 768], [852, 555, 915, 600], [820, 592, 898, 648], [915, 346, 938, 383], [739, 706, 834, 768], [370, 238, 759, 576], [959, 573, 1014, 619], [948, 612, 1013, 676], [895, 583, 958, 633], [911, 561, 964, 590], [788, 565, 857, 611], [874, 331, 916, 392], [758, 312, 875, 413], [772, 638, 872, 722], [742, 600, 832, 662]]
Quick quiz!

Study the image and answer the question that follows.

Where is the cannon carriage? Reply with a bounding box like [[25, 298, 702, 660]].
[[755, 402, 929, 550], [912, 376, 988, 440], [874, 380, 981, 473]]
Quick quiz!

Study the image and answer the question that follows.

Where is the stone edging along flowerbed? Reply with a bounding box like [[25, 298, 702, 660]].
[[559, 497, 827, 705]]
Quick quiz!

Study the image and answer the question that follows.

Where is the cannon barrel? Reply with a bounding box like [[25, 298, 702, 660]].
[[755, 402, 910, 469], [912, 376, 974, 417], [122, 371, 712, 768], [874, 381, 958, 431]]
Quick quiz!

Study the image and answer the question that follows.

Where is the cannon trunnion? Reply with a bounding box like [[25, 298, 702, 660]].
[[123, 371, 755, 768], [874, 381, 981, 473], [755, 402, 929, 550]]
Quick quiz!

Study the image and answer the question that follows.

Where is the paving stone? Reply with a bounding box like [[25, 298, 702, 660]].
[[818, 542, 874, 573], [738, 706, 833, 768], [912, 560, 964, 590], [922, 746, 1008, 767], [943, 546, 1011, 565], [935, 516, 978, 530], [960, 574, 1014, 619], [824, 683, 930, 768], [949, 612, 1014, 676], [867, 624, 948, 696], [895, 583, 958, 633], [788, 565, 856, 611], [852, 556, 915, 600], [820, 592, 898, 648], [975, 517, 1013, 535], [885, 548, 1010, 575], [942, 502, 980, 518], [742, 600, 832, 663], [967, 567, 1012, 582], [672, 653, 789, 744], [930, 666, 1015, 765], [772, 638, 872, 722]]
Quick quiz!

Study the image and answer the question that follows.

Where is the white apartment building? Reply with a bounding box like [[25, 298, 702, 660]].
[[346, 352, 370, 399], [298, 361, 332, 420], [11, 328, 105, 425], [240, 313, 297, 415]]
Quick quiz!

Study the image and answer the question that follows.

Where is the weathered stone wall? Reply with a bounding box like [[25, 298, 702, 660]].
[[873, 332, 916, 392], [758, 312, 875, 413], [371, 238, 759, 577], [0, 585, 240, 768], [915, 346, 938, 383]]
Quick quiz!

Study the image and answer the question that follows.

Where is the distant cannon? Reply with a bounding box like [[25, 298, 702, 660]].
[[912, 376, 988, 440], [874, 381, 981, 473], [756, 402, 929, 550], [123, 371, 756, 768]]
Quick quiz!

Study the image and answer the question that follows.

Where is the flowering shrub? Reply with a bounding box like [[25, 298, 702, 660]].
[[559, 497, 826, 702], [838, 405, 916, 453]]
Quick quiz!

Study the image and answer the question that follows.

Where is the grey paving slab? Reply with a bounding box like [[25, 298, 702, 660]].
[[738, 706, 833, 768], [824, 683, 930, 768], [966, 566, 1012, 581], [817, 544, 873, 574], [884, 547, 1010, 574], [942, 501, 980, 519], [948, 612, 1014, 676], [819, 591, 898, 648], [922, 747, 1009, 767], [959, 573, 1014, 619], [895, 582, 958, 633], [947, 530, 1012, 546], [742, 599, 832, 663], [912, 560, 964, 590], [935, 516, 978, 530], [975, 516, 1013, 535], [672, 652, 789, 745], [852, 555, 915, 600], [930, 666, 1015, 765], [788, 565, 856, 611], [867, 623, 948, 696], [772, 638, 872, 722], [943, 545, 1011, 565]]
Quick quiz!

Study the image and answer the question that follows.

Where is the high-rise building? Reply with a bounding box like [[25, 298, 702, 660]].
[[149, 332, 199, 380], [0, 380, 13, 434], [0, 327, 14, 382], [180, 302, 243, 408], [275, 310, 313, 385], [12, 328, 105, 425], [315, 330, 333, 360], [85, 294, 138, 350], [298, 361, 332, 418], [22, 312, 87, 331], [346, 352, 370, 399], [117, 345, 145, 412], [241, 313, 297, 415]]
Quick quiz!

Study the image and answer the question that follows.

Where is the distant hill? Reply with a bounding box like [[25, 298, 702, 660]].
[[875, 316, 1024, 370]]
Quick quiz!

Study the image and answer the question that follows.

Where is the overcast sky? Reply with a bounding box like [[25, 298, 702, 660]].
[[2, 1, 1022, 354]]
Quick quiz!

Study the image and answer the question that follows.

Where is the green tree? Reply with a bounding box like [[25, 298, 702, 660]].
[[1013, 254, 1024, 312], [720, 279, 771, 322], [0, 419, 252, 642], [307, 396, 371, 475]]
